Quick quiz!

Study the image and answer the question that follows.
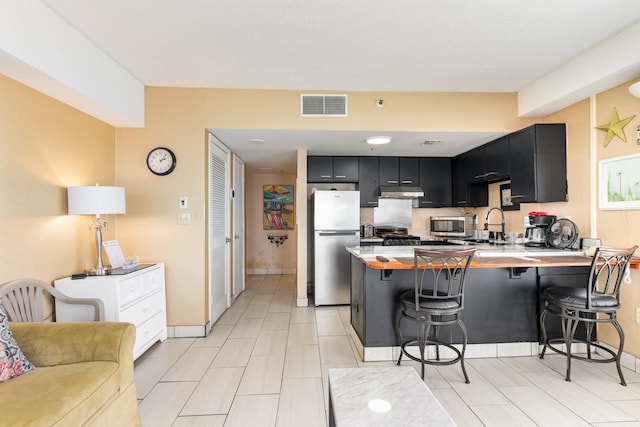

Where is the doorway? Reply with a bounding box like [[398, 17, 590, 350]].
[[208, 133, 231, 327], [232, 154, 246, 299]]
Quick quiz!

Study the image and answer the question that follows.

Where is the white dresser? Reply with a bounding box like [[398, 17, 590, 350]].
[[54, 263, 167, 360]]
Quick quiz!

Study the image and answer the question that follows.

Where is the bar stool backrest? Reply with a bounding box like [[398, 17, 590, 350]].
[[588, 246, 637, 309], [413, 248, 476, 310]]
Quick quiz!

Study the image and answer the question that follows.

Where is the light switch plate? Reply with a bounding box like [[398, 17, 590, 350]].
[[177, 212, 191, 225]]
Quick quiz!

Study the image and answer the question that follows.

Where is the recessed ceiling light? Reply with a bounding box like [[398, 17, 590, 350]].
[[366, 136, 391, 145], [249, 138, 265, 144]]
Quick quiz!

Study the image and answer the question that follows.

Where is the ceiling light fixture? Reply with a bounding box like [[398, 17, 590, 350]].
[[249, 138, 265, 144], [366, 136, 391, 145], [629, 81, 640, 98]]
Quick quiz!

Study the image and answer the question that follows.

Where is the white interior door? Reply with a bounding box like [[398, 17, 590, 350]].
[[208, 133, 231, 327], [232, 154, 245, 299]]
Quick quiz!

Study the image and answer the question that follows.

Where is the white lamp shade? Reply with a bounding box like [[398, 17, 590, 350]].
[[68, 186, 126, 215]]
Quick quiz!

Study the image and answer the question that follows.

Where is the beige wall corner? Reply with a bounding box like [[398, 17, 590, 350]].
[[296, 149, 308, 306], [0, 74, 116, 283]]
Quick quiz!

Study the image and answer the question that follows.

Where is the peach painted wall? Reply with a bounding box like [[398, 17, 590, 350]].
[[591, 82, 640, 356], [116, 87, 522, 326], [0, 73, 117, 283], [245, 173, 297, 273]]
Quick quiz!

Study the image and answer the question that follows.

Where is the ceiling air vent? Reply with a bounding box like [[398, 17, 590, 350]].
[[301, 94, 347, 117]]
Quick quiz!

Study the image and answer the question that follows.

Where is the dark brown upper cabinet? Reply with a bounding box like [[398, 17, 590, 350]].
[[358, 156, 379, 207], [508, 124, 567, 203], [418, 157, 452, 208], [307, 156, 358, 182]]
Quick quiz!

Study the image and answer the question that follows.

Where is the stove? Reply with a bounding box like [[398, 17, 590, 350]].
[[382, 234, 421, 246]]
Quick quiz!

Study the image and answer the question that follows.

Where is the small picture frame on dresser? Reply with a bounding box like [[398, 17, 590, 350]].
[[103, 240, 124, 268]]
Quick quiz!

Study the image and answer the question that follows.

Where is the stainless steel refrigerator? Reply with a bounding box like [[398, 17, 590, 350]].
[[311, 190, 360, 305]]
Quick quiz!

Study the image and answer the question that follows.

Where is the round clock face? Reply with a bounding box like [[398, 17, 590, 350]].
[[147, 147, 176, 176]]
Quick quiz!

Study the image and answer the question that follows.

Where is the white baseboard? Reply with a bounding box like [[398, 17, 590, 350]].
[[358, 342, 541, 362], [597, 341, 640, 373], [346, 330, 640, 374], [247, 268, 297, 275], [166, 325, 207, 338]]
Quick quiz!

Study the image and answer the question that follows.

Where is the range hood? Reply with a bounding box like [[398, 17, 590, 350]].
[[378, 186, 424, 199]]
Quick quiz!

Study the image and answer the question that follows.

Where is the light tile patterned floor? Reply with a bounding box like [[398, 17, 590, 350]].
[[135, 274, 640, 426]]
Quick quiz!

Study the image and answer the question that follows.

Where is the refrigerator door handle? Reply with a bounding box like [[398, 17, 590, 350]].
[[318, 231, 359, 237]]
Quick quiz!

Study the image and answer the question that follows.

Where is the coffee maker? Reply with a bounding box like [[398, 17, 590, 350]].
[[524, 213, 556, 247]]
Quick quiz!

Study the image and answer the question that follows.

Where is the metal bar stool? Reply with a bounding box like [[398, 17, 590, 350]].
[[397, 248, 476, 383], [540, 245, 637, 385]]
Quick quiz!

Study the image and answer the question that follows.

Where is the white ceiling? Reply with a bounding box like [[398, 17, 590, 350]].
[[210, 129, 509, 174], [24, 1, 640, 172]]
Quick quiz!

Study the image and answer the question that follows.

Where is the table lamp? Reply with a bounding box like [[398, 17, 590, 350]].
[[68, 185, 126, 275]]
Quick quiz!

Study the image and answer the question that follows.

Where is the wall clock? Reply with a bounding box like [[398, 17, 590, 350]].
[[146, 147, 177, 176]]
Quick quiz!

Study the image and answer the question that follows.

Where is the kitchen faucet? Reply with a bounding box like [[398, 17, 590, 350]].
[[484, 207, 505, 239]]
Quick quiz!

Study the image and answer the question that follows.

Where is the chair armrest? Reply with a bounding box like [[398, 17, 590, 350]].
[[9, 322, 136, 369], [54, 292, 106, 321]]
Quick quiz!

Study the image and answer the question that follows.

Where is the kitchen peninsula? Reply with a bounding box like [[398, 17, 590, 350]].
[[348, 244, 638, 361]]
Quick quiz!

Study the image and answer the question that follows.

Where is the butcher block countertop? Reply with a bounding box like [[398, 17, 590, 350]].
[[347, 245, 640, 270]]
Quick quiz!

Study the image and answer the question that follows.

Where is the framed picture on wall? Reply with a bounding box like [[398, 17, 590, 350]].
[[500, 183, 519, 211], [599, 153, 640, 210], [263, 185, 295, 229]]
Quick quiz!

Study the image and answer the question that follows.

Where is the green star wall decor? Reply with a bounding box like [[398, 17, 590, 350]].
[[596, 107, 636, 147]]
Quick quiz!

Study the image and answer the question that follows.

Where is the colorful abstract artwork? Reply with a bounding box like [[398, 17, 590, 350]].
[[263, 185, 294, 229]]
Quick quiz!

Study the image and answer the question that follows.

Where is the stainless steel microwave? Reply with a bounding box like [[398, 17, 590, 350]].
[[430, 216, 474, 238]]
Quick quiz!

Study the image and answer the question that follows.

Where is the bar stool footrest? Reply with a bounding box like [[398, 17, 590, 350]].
[[400, 339, 464, 366], [542, 338, 618, 364]]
